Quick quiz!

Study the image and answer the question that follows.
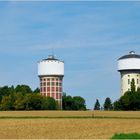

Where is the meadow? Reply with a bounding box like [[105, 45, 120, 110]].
[[0, 111, 139, 139]]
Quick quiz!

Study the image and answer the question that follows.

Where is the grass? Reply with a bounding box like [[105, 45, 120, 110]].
[[111, 133, 140, 139]]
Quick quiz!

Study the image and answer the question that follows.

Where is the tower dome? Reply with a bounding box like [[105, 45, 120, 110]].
[[118, 51, 140, 71]]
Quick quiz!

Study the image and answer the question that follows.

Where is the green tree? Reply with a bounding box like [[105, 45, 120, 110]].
[[0, 86, 13, 102], [25, 94, 43, 110], [104, 97, 113, 110], [72, 96, 86, 110], [33, 88, 40, 93], [113, 100, 122, 110], [113, 89, 140, 111], [14, 93, 26, 110], [15, 85, 32, 94], [131, 79, 136, 93], [62, 93, 86, 110], [62, 94, 73, 110], [94, 99, 100, 110], [42, 97, 57, 110], [0, 93, 16, 110]]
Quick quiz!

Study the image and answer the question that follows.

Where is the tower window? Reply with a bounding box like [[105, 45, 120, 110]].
[[52, 82, 55, 86], [43, 82, 46, 86], [43, 87, 46, 92]]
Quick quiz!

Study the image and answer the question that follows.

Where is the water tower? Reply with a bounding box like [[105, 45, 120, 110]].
[[118, 51, 140, 95], [38, 55, 64, 109]]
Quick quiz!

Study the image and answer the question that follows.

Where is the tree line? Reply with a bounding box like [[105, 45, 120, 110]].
[[0, 85, 86, 110], [94, 79, 140, 111], [0, 79, 140, 111], [0, 85, 57, 110]]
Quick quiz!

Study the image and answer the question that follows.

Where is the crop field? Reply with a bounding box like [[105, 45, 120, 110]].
[[0, 110, 140, 118], [0, 111, 139, 139]]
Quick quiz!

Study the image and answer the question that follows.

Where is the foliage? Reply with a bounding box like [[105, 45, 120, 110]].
[[0, 86, 14, 102], [72, 96, 86, 110], [15, 85, 32, 94], [104, 97, 113, 110], [111, 133, 140, 139], [33, 88, 40, 93], [0, 85, 57, 110], [0, 85, 87, 111], [131, 78, 136, 94], [62, 93, 73, 110], [113, 79, 140, 111], [42, 97, 57, 110], [62, 93, 86, 110], [94, 99, 100, 110]]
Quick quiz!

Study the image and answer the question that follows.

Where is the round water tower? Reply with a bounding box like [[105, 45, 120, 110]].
[[118, 51, 140, 95], [38, 55, 64, 109]]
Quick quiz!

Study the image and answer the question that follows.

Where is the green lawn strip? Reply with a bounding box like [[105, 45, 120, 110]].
[[0, 116, 139, 119], [111, 133, 140, 139]]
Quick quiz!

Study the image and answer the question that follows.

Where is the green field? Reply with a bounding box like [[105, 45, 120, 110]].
[[112, 133, 140, 139]]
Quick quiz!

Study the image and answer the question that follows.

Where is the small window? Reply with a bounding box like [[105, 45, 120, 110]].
[[43, 82, 46, 86], [137, 79, 139, 84], [52, 82, 55, 86], [128, 88, 130, 91], [43, 87, 46, 92], [128, 75, 130, 77]]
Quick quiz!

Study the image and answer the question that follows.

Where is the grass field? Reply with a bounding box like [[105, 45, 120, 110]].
[[0, 111, 139, 139], [111, 133, 140, 139]]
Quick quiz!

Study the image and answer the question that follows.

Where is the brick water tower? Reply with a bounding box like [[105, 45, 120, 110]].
[[38, 55, 64, 109]]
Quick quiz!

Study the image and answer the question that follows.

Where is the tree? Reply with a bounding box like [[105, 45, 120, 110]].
[[14, 93, 26, 110], [15, 85, 32, 94], [72, 96, 86, 110], [33, 88, 40, 93], [104, 97, 113, 110], [113, 89, 140, 111], [0, 93, 16, 110], [62, 94, 73, 110], [25, 94, 43, 110], [94, 99, 100, 110], [113, 100, 122, 110], [0, 86, 13, 102], [131, 78, 136, 93], [62, 93, 86, 110], [42, 97, 57, 110]]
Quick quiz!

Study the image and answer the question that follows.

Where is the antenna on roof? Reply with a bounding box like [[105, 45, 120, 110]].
[[48, 47, 55, 59], [129, 51, 135, 54]]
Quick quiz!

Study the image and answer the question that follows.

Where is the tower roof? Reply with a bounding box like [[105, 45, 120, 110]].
[[118, 51, 140, 60], [42, 55, 59, 61]]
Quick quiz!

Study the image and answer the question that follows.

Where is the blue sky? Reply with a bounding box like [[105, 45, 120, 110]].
[[0, 1, 140, 109]]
